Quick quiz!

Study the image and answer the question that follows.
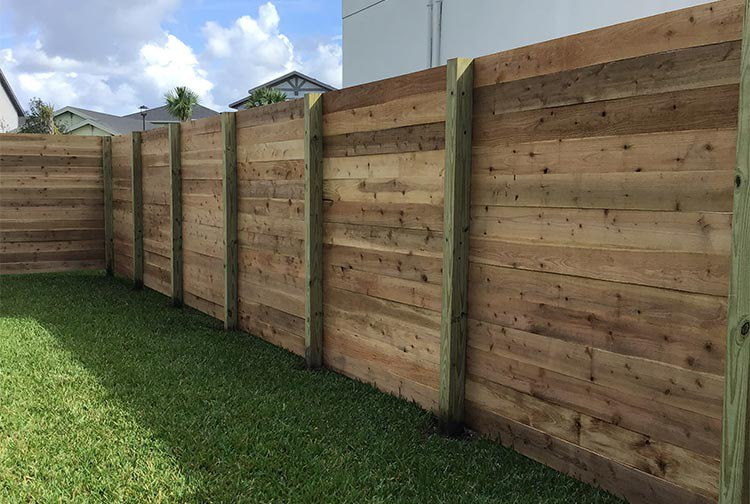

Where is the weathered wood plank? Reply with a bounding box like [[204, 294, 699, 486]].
[[169, 123, 183, 307], [222, 112, 238, 330], [720, 1, 750, 501], [468, 263, 727, 376], [305, 92, 324, 368], [131, 131, 144, 289], [474, 40, 741, 116], [474, 84, 738, 147], [324, 122, 445, 158], [101, 136, 114, 275], [473, 0, 742, 88], [439, 58, 474, 434]]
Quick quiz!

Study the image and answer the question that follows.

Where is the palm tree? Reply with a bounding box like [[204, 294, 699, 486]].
[[164, 86, 199, 122], [243, 87, 287, 109]]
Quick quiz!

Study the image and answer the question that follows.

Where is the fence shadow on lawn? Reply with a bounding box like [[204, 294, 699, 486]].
[[0, 271, 622, 503]]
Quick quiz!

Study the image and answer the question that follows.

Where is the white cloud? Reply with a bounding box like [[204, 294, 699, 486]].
[[201, 3, 296, 105], [200, 2, 342, 105], [140, 34, 216, 109], [0, 1, 342, 115], [301, 42, 343, 89]]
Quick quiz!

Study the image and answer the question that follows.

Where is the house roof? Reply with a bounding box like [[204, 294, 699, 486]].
[[123, 104, 218, 123], [55, 106, 157, 135], [0, 67, 25, 117], [228, 70, 337, 109]]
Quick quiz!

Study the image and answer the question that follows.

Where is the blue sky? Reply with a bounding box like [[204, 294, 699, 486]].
[[0, 0, 342, 116]]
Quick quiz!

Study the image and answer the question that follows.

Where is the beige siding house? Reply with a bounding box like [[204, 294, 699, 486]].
[[54, 104, 219, 136], [0, 67, 24, 132]]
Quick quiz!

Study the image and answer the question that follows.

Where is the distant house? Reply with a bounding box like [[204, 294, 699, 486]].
[[54, 104, 219, 136], [55, 106, 155, 136], [228, 71, 336, 109], [0, 67, 25, 132], [123, 104, 218, 125]]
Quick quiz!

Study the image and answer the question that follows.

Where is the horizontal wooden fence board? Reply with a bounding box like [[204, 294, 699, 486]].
[[324, 91, 445, 136], [141, 128, 171, 296], [322, 65, 446, 114], [474, 41, 741, 116], [88, 3, 743, 502], [324, 122, 446, 158], [470, 206, 732, 255], [472, 0, 742, 88], [0, 133, 105, 274], [474, 84, 739, 147], [471, 170, 734, 212], [472, 128, 737, 176], [466, 404, 716, 504], [466, 331, 723, 459], [236, 98, 307, 347]]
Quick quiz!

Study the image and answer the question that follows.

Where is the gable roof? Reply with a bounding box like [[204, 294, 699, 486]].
[[55, 106, 157, 135], [0, 67, 25, 117], [229, 70, 336, 109], [123, 104, 218, 123]]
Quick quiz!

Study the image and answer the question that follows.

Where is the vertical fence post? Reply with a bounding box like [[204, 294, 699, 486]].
[[102, 136, 114, 276], [304, 92, 324, 369], [131, 131, 143, 289], [169, 123, 183, 307], [439, 57, 474, 435], [720, 1, 750, 502], [222, 112, 238, 330]]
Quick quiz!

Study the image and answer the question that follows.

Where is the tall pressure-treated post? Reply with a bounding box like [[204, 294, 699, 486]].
[[439, 57, 474, 435], [719, 1, 750, 502], [169, 123, 183, 307], [304, 92, 324, 369], [102, 136, 114, 275], [131, 131, 143, 289], [222, 112, 238, 330]]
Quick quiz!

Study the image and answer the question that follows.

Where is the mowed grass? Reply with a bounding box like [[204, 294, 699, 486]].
[[0, 272, 623, 503]]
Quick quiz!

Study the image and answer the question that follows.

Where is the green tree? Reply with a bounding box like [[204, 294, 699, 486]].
[[164, 86, 199, 122], [17, 98, 66, 134], [243, 87, 287, 109]]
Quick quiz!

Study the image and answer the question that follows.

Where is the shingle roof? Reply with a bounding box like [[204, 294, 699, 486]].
[[228, 71, 337, 109], [0, 67, 25, 117], [57, 106, 156, 135], [123, 104, 218, 123]]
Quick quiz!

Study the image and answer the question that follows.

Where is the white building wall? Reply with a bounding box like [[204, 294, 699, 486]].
[[343, 0, 707, 87], [0, 89, 19, 132]]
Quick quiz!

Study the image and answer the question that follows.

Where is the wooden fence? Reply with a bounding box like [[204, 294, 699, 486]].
[[0, 134, 105, 273], [2, 1, 750, 503]]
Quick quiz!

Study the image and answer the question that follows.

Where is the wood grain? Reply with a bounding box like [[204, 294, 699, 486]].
[[720, 1, 750, 502]]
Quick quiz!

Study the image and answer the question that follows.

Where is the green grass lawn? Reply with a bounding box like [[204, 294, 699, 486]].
[[0, 272, 622, 503]]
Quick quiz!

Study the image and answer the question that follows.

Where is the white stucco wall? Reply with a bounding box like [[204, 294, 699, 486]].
[[0, 88, 20, 132], [343, 0, 707, 87]]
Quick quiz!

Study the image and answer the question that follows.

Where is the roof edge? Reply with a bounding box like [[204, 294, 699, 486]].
[[0, 67, 25, 117]]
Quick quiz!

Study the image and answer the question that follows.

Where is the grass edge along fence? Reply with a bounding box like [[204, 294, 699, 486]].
[[1, 1, 749, 503]]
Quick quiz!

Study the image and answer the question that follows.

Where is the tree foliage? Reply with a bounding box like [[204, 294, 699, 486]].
[[17, 98, 66, 134], [164, 86, 199, 122], [243, 87, 287, 109]]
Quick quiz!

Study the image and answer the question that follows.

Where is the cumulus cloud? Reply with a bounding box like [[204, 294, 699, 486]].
[[140, 35, 216, 109], [301, 42, 343, 89], [201, 3, 296, 106], [0, 1, 342, 116]]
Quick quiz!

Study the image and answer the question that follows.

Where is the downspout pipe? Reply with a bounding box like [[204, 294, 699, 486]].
[[427, 0, 434, 68], [433, 0, 443, 67]]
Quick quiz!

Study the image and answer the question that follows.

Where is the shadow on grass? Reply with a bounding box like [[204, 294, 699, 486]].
[[1, 272, 622, 503]]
